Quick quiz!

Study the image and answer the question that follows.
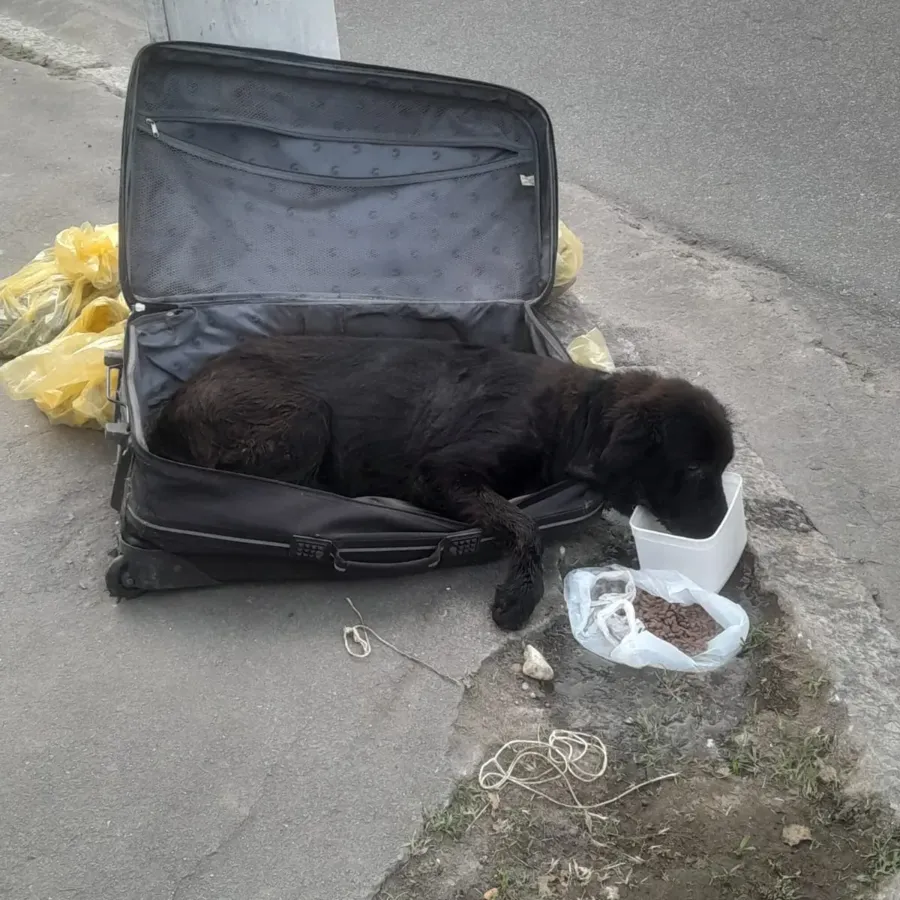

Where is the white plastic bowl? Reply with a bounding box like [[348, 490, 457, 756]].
[[629, 472, 747, 593]]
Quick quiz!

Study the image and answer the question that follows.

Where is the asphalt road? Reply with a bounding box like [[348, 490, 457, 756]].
[[3, 0, 898, 327], [340, 0, 900, 314]]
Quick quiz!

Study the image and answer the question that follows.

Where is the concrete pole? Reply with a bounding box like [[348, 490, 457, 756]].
[[143, 0, 341, 59]]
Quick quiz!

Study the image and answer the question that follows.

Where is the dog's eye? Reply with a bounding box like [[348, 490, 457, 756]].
[[686, 464, 703, 478]]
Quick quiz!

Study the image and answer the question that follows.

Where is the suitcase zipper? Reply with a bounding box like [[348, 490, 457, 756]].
[[141, 114, 526, 154], [138, 120, 530, 188]]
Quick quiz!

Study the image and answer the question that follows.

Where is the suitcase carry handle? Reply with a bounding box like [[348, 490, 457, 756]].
[[291, 531, 484, 574], [332, 545, 444, 574]]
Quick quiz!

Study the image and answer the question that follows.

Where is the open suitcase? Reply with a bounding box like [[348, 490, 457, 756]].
[[104, 41, 606, 599]]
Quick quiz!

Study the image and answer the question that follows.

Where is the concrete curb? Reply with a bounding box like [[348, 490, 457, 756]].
[[0, 14, 129, 96]]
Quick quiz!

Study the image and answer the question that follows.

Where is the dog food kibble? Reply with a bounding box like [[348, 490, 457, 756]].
[[633, 590, 721, 656]]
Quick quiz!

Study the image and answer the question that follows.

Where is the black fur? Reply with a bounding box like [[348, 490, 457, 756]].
[[149, 336, 734, 630]]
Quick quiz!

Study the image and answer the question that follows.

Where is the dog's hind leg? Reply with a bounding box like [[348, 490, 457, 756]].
[[422, 465, 543, 631]]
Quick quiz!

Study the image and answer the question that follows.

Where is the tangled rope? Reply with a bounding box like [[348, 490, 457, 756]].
[[478, 730, 678, 823]]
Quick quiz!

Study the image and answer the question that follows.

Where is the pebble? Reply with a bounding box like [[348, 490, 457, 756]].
[[522, 644, 554, 681], [521, 681, 530, 691], [782, 824, 813, 846]]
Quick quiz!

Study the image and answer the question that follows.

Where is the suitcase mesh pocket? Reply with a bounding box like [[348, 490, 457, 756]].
[[128, 129, 541, 302]]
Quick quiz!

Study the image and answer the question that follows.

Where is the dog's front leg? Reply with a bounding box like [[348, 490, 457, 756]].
[[422, 465, 544, 630]]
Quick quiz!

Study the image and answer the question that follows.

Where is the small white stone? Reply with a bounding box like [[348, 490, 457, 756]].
[[521, 681, 530, 691], [782, 824, 812, 846], [522, 645, 554, 681]]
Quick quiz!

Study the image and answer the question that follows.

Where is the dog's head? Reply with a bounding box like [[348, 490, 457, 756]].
[[567, 371, 734, 539]]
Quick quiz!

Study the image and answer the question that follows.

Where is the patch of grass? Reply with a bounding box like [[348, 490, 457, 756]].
[[771, 726, 835, 799], [423, 781, 488, 841], [708, 862, 745, 887], [863, 827, 900, 883], [741, 621, 777, 657], [633, 711, 667, 773], [631, 709, 689, 776], [800, 672, 829, 699], [491, 865, 530, 899], [760, 863, 801, 900], [725, 723, 837, 801], [734, 834, 757, 858], [654, 671, 694, 703], [404, 830, 432, 861], [726, 732, 761, 778]]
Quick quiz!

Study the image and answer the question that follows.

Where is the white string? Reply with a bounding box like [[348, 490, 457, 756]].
[[478, 729, 678, 823], [342, 598, 464, 688]]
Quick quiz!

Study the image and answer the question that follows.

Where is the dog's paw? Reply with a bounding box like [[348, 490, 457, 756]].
[[491, 579, 543, 631]]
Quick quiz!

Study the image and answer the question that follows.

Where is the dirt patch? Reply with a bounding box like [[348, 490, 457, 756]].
[[379, 557, 900, 900]]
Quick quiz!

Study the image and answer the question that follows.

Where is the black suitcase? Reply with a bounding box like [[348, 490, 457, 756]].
[[104, 40, 606, 599]]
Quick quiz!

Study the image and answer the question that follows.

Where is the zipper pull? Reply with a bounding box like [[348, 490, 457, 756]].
[[146, 118, 159, 138]]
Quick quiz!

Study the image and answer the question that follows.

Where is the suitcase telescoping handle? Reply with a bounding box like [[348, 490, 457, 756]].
[[291, 531, 484, 574]]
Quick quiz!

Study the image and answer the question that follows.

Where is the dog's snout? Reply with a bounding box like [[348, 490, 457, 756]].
[[660, 485, 728, 540]]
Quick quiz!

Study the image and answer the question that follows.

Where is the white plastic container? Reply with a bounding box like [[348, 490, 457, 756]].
[[629, 472, 746, 593]]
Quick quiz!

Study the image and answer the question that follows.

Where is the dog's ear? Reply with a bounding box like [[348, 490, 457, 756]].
[[564, 394, 607, 482], [597, 411, 656, 477], [567, 403, 658, 484]]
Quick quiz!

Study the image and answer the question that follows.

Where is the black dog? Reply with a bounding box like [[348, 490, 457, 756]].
[[149, 336, 734, 630]]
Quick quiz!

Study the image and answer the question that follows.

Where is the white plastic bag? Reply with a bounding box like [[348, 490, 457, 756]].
[[563, 565, 750, 672]]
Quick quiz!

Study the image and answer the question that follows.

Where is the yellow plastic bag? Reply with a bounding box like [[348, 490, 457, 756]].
[[0, 222, 120, 359], [568, 326, 615, 373], [0, 294, 129, 429], [554, 220, 584, 293]]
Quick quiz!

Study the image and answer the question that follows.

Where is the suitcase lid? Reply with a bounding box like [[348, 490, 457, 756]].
[[119, 42, 558, 308]]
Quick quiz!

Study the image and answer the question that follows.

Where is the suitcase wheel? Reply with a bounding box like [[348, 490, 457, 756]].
[[106, 555, 145, 601]]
